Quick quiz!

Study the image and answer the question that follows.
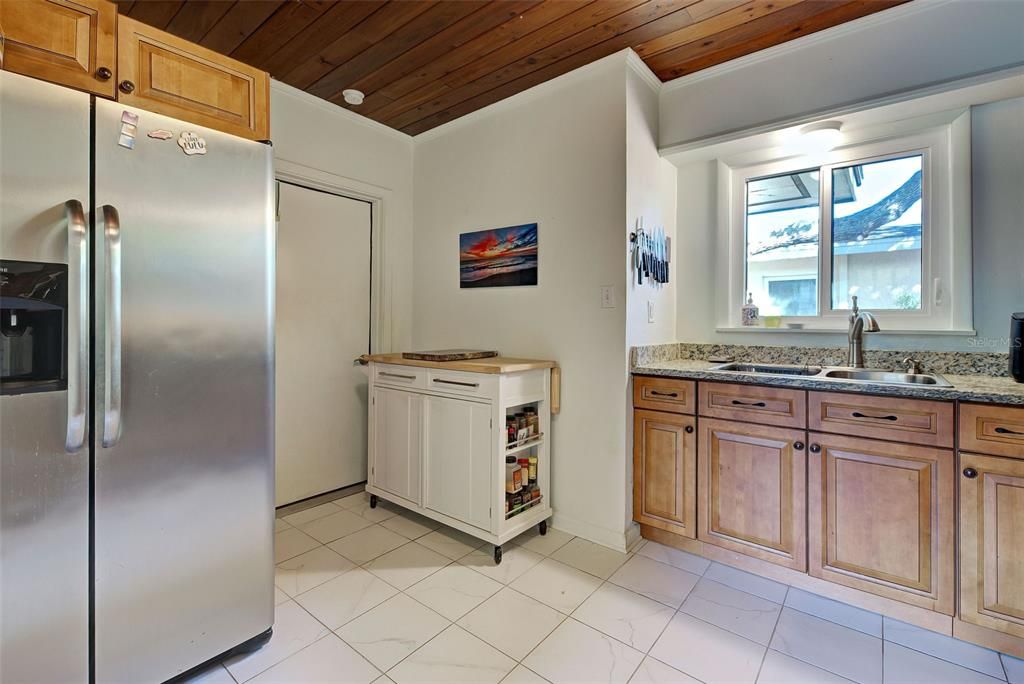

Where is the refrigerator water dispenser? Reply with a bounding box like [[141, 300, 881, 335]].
[[0, 260, 67, 394]]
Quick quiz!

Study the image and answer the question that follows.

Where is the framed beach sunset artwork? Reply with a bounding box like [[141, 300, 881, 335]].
[[459, 223, 538, 288]]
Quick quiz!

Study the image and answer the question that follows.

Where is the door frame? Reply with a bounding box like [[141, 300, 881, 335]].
[[275, 158, 387, 354]]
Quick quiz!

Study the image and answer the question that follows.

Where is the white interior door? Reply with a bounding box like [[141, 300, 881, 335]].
[[276, 181, 372, 505]]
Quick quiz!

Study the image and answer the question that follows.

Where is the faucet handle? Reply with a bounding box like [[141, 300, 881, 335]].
[[850, 295, 859, 315]]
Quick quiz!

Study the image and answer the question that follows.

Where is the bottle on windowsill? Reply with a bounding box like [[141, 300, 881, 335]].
[[742, 292, 760, 327]]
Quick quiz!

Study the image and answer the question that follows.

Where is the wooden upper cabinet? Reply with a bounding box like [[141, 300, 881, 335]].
[[808, 432, 954, 614], [0, 0, 116, 97], [633, 409, 696, 538], [959, 452, 1024, 639], [698, 418, 807, 571], [116, 16, 269, 140]]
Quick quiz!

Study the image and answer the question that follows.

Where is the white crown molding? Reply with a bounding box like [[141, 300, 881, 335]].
[[625, 48, 661, 93], [660, 0, 956, 94], [412, 50, 631, 144], [270, 78, 414, 144]]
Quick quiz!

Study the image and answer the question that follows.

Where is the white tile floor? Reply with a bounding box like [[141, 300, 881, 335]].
[[184, 490, 1024, 684]]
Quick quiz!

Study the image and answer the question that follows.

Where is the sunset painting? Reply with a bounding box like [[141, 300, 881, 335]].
[[459, 223, 538, 288]]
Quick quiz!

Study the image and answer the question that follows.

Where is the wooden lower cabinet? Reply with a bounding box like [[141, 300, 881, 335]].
[[959, 452, 1024, 638], [808, 432, 954, 614], [633, 409, 696, 538], [698, 419, 807, 570], [0, 0, 117, 97]]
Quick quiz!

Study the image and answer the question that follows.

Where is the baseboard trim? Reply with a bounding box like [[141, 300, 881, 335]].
[[552, 512, 630, 552]]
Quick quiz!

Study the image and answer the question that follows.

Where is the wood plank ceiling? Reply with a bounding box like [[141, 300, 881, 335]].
[[114, 0, 907, 135]]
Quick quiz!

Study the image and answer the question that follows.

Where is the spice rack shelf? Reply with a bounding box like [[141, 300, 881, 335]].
[[505, 433, 544, 455], [506, 494, 543, 520]]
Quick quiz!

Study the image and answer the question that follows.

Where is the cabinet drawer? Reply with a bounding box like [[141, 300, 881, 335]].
[[960, 404, 1024, 459], [699, 382, 805, 428], [809, 392, 954, 448], [374, 364, 426, 389], [427, 369, 496, 399], [633, 376, 695, 415]]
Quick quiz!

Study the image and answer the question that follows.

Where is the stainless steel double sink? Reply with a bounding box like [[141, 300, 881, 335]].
[[710, 362, 953, 388]]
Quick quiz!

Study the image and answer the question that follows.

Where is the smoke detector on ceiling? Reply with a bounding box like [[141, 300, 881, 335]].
[[342, 89, 365, 106]]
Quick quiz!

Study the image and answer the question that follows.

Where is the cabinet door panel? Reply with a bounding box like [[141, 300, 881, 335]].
[[698, 418, 806, 570], [808, 432, 954, 614], [116, 16, 269, 139], [0, 0, 116, 97], [371, 388, 422, 505], [960, 452, 1024, 638], [424, 396, 492, 532], [633, 410, 696, 538]]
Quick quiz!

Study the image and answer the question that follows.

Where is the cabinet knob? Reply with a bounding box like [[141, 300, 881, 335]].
[[685, 425, 694, 434], [809, 444, 821, 453], [794, 441, 804, 451], [963, 467, 978, 479], [119, 80, 136, 94], [96, 67, 112, 81]]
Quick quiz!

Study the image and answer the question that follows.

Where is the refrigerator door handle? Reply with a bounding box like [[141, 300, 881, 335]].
[[101, 204, 123, 448], [65, 200, 89, 452]]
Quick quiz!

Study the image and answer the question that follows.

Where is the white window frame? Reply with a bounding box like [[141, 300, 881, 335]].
[[721, 110, 973, 333]]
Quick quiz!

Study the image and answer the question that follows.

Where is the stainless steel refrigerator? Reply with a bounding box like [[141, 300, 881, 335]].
[[1, 70, 275, 683]]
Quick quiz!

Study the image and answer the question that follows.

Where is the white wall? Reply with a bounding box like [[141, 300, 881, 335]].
[[270, 81, 416, 351], [411, 55, 633, 549], [659, 0, 1024, 149], [626, 64, 678, 347], [674, 97, 1024, 352], [970, 96, 1024, 351]]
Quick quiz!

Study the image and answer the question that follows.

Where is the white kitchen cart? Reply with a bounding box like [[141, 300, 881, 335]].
[[364, 354, 558, 564]]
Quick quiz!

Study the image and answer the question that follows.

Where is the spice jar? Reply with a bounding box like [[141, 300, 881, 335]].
[[506, 417, 517, 445], [528, 454, 538, 484], [524, 407, 538, 436], [505, 456, 522, 493]]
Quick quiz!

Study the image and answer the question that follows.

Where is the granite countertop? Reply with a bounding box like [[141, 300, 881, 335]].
[[633, 358, 1024, 406]]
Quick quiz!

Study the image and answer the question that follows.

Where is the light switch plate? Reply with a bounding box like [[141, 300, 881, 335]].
[[600, 286, 616, 308]]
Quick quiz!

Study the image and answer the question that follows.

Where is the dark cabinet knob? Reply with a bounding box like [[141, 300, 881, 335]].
[[685, 425, 694, 434], [794, 441, 805, 451], [963, 467, 978, 479], [119, 80, 136, 94], [809, 444, 821, 453], [96, 66, 112, 81]]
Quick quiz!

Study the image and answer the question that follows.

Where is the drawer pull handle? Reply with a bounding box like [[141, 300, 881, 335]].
[[380, 372, 416, 380], [433, 378, 480, 388], [685, 425, 694, 434], [851, 411, 898, 421], [809, 444, 821, 453], [963, 467, 978, 479], [995, 427, 1024, 436], [732, 400, 767, 408], [794, 441, 805, 451], [649, 390, 678, 398]]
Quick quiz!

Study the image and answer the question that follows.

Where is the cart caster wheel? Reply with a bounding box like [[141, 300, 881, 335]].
[[493, 545, 503, 565], [369, 494, 378, 509], [539, 520, 548, 536]]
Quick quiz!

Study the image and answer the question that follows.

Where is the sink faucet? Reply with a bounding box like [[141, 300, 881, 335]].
[[847, 295, 880, 368]]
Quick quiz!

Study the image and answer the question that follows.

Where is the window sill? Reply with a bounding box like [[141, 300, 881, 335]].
[[715, 326, 978, 337]]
